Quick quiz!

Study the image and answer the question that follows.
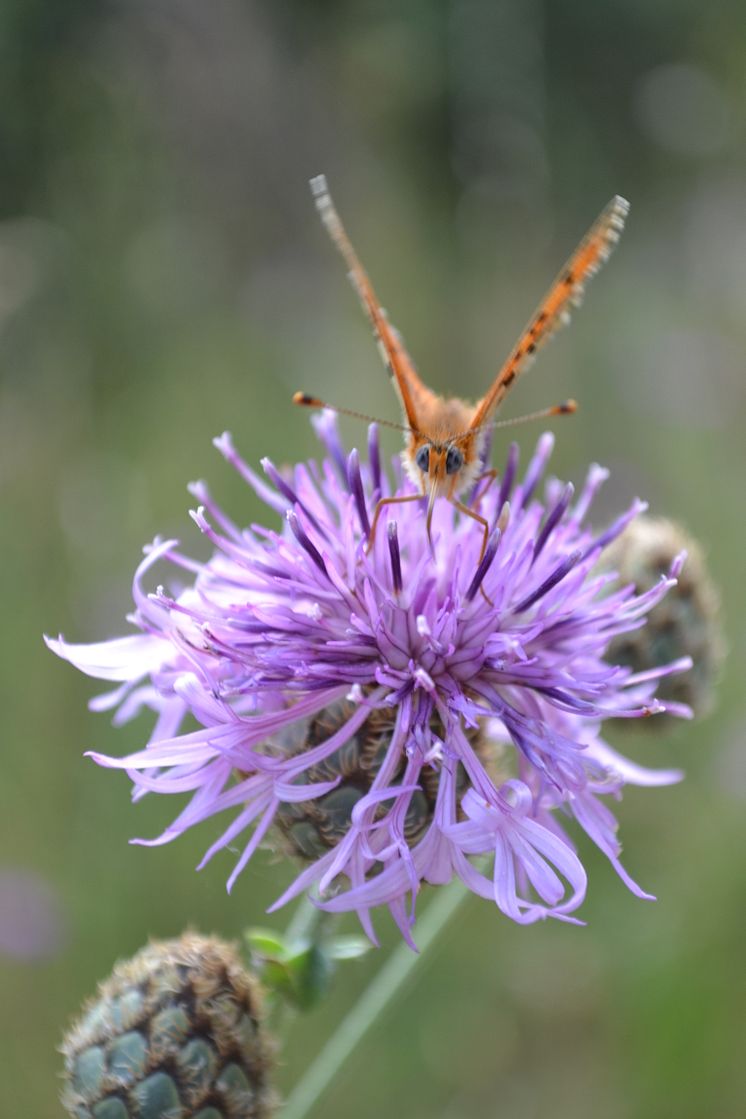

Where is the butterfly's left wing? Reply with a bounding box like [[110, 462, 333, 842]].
[[311, 175, 437, 434], [469, 195, 629, 432]]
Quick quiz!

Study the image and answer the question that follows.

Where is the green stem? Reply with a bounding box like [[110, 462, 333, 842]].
[[263, 897, 341, 1032], [281, 878, 469, 1119], [284, 894, 337, 946]]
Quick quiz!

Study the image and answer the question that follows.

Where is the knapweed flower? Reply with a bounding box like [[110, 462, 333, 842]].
[[48, 417, 691, 945]]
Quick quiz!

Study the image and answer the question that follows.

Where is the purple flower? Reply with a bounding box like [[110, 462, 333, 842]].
[[47, 417, 691, 945]]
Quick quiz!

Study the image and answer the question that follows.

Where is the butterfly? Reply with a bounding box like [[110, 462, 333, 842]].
[[295, 174, 628, 559]]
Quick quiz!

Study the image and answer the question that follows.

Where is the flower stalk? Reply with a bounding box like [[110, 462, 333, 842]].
[[281, 878, 469, 1119]]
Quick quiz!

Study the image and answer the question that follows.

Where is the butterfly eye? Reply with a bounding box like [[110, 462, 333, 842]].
[[445, 446, 464, 475], [415, 445, 430, 473]]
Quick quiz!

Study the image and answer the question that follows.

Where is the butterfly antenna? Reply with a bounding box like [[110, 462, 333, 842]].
[[457, 399, 577, 441], [293, 392, 416, 435], [491, 399, 577, 430]]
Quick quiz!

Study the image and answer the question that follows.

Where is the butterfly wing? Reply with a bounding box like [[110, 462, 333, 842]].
[[469, 195, 629, 432], [311, 175, 436, 434]]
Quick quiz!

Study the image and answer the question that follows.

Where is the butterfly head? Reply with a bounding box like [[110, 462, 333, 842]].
[[407, 435, 478, 544], [414, 442, 465, 479]]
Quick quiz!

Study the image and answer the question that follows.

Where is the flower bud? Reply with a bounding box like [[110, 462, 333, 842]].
[[605, 516, 723, 721], [61, 933, 276, 1119]]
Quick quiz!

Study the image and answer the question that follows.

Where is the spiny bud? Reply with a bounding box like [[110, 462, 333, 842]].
[[61, 933, 276, 1119], [268, 700, 492, 863], [605, 516, 723, 721]]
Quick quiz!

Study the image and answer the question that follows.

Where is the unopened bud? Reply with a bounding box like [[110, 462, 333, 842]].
[[606, 516, 723, 722], [61, 933, 276, 1119]]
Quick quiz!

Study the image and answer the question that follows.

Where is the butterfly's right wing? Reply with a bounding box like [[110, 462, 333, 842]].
[[469, 195, 629, 432], [311, 175, 435, 434]]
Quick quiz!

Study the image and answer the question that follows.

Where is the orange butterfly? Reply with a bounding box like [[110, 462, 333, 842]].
[[295, 175, 628, 559]]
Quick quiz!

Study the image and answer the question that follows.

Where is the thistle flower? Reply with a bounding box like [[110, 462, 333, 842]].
[[48, 417, 692, 945], [61, 933, 276, 1119]]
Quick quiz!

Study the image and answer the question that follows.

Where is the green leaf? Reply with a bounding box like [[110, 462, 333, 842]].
[[327, 935, 372, 961], [284, 944, 335, 1011], [244, 924, 369, 1012], [244, 928, 290, 960]]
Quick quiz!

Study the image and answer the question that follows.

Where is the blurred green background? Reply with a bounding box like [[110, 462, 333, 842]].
[[2, 1, 745, 1116]]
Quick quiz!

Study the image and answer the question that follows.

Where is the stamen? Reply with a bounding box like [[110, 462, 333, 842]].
[[368, 423, 382, 495], [286, 510, 327, 575], [498, 442, 519, 509], [261, 458, 325, 536], [513, 549, 582, 613], [347, 448, 371, 538], [187, 480, 241, 541], [214, 433, 288, 515], [311, 410, 348, 483], [387, 521, 403, 594], [496, 501, 511, 534], [533, 483, 574, 562], [466, 529, 501, 602], [571, 463, 609, 525], [583, 499, 648, 560], [518, 432, 554, 508]]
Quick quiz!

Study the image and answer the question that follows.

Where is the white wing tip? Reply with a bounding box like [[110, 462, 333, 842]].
[[608, 196, 630, 233]]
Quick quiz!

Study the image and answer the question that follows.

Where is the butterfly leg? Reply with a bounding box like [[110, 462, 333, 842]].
[[450, 499, 490, 562], [366, 493, 423, 555], [471, 469, 499, 504], [450, 498, 494, 606]]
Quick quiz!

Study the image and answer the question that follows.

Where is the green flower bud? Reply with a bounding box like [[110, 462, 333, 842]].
[[61, 933, 276, 1119], [605, 516, 723, 722]]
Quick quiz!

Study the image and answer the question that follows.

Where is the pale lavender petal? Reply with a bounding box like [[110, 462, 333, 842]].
[[571, 788, 655, 900], [44, 633, 169, 682], [226, 799, 279, 892], [585, 739, 684, 787]]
